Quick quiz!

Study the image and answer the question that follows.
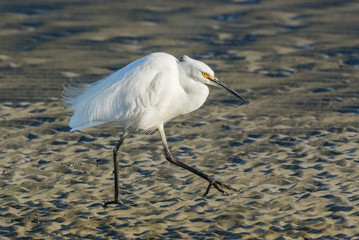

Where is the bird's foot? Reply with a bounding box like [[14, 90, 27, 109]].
[[203, 178, 239, 197], [104, 199, 123, 207]]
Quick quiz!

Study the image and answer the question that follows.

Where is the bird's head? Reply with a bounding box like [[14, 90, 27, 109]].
[[178, 55, 247, 103]]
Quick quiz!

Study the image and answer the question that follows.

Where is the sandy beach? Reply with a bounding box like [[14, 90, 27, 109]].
[[1, 0, 359, 239]]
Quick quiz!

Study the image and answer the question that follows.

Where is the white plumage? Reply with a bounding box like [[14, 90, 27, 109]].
[[64, 52, 213, 132]]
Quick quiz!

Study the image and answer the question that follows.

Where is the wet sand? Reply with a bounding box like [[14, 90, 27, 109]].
[[1, 0, 359, 239]]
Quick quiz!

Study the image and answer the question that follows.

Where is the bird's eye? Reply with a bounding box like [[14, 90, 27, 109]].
[[202, 72, 208, 78]]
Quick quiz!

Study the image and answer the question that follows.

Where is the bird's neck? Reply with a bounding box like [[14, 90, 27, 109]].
[[178, 65, 209, 115]]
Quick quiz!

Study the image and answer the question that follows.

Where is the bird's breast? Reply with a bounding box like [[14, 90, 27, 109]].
[[180, 82, 209, 115]]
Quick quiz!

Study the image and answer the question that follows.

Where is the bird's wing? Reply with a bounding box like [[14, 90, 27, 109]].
[[65, 53, 182, 132]]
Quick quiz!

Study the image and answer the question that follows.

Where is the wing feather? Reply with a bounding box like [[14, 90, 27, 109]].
[[63, 52, 182, 132]]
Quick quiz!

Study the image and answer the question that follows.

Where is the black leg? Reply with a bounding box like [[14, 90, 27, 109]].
[[158, 125, 239, 197], [104, 131, 127, 207]]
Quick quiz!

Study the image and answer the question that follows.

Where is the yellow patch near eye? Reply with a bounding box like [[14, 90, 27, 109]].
[[202, 72, 214, 80], [202, 72, 214, 79]]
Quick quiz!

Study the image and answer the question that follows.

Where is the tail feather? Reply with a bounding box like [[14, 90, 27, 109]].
[[62, 79, 90, 111], [69, 120, 107, 132]]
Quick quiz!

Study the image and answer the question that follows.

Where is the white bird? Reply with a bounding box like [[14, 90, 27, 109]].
[[63, 52, 246, 206]]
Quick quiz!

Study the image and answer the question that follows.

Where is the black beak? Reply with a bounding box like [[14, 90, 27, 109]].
[[210, 77, 247, 103]]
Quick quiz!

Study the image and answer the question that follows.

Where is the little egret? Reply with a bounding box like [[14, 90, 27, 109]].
[[63, 52, 246, 206]]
